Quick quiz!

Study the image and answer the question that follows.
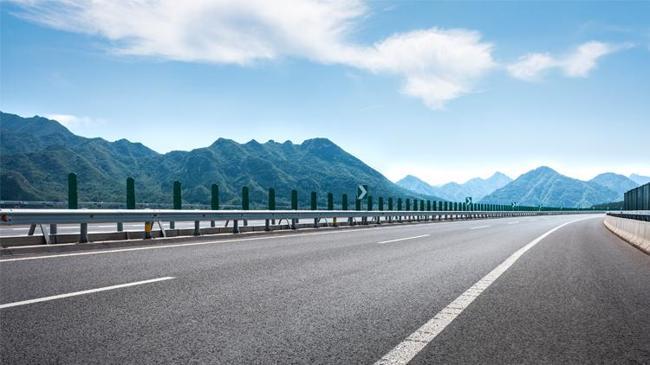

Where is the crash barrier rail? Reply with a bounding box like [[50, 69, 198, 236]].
[[0, 208, 601, 247], [606, 211, 650, 222]]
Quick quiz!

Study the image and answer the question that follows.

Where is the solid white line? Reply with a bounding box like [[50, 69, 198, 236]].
[[0, 277, 175, 310], [378, 234, 430, 244], [373, 216, 594, 365], [470, 225, 490, 230]]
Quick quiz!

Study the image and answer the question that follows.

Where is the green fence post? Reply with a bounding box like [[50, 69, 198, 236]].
[[68, 173, 86, 243], [119, 177, 136, 232], [311, 191, 318, 228], [210, 184, 219, 227], [127, 177, 135, 209], [267, 188, 276, 230], [242, 186, 249, 227], [173, 181, 182, 210], [343, 193, 350, 226], [328, 192, 335, 226], [291, 190, 298, 229], [68, 173, 78, 209]]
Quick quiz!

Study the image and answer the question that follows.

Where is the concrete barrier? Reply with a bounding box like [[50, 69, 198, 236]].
[[604, 215, 650, 254]]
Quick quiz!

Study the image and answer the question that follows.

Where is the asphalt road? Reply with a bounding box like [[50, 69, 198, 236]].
[[1, 214, 648, 364]]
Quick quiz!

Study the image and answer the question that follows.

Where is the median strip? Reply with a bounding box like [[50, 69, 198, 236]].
[[0, 277, 175, 309], [374, 216, 596, 365], [377, 234, 430, 244]]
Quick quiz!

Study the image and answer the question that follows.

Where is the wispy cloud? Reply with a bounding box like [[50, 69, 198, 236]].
[[46, 114, 105, 129], [10, 0, 495, 109], [507, 41, 631, 81]]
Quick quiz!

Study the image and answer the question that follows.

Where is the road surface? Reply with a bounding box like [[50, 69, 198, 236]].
[[1, 214, 648, 364]]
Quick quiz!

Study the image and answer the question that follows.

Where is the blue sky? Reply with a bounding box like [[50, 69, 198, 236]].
[[2, 0, 649, 184]]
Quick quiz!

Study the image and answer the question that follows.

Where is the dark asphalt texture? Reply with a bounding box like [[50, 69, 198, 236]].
[[1, 214, 648, 364]]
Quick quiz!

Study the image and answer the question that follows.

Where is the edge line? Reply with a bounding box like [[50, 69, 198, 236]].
[[373, 216, 595, 365]]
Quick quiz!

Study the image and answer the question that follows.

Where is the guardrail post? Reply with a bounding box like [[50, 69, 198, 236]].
[[420, 200, 425, 221], [291, 190, 298, 229], [328, 192, 335, 226], [68, 173, 88, 243], [342, 193, 350, 226], [397, 198, 402, 223], [406, 199, 411, 222], [267, 188, 275, 231], [171, 181, 181, 229], [242, 186, 249, 226], [233, 218, 240, 234], [311, 191, 318, 228], [194, 220, 201, 236], [211, 184, 219, 227]]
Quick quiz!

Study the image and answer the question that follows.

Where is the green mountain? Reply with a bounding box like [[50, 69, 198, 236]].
[[480, 166, 619, 208], [397, 172, 512, 202], [589, 173, 638, 197], [1, 112, 441, 207]]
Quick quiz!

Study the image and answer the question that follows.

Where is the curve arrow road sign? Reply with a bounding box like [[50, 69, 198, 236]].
[[357, 185, 368, 200]]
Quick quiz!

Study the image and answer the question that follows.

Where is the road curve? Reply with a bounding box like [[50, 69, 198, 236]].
[[1, 214, 648, 364]]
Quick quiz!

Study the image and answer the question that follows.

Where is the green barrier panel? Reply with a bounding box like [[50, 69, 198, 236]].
[[327, 193, 334, 210], [268, 188, 276, 210], [173, 181, 182, 210], [311, 191, 317, 210], [68, 173, 78, 209], [126, 177, 135, 209], [291, 190, 298, 210], [342, 193, 348, 210], [211, 184, 219, 210], [242, 186, 250, 210]]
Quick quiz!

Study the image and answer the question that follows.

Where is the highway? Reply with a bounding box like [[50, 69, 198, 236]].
[[1, 214, 648, 364]]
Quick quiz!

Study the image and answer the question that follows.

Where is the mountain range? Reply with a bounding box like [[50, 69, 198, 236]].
[[0, 112, 442, 207], [480, 167, 630, 208], [399, 168, 645, 209], [397, 173, 512, 202]]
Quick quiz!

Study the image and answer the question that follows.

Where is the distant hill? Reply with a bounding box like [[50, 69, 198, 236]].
[[589, 173, 638, 197], [629, 174, 650, 185], [480, 166, 619, 208], [395, 175, 439, 196], [0, 112, 440, 207], [397, 172, 511, 202]]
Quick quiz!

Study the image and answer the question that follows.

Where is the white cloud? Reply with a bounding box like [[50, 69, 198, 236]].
[[508, 41, 628, 81], [11, 0, 495, 109], [46, 114, 104, 128]]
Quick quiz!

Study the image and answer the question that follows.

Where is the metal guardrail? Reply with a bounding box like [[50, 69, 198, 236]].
[[606, 211, 650, 222], [0, 208, 601, 246]]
